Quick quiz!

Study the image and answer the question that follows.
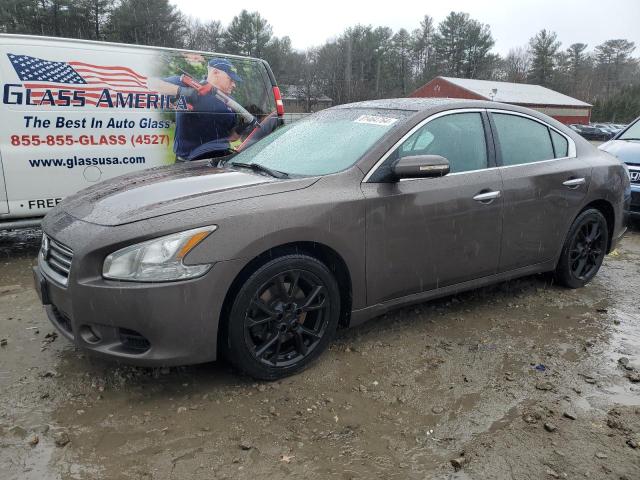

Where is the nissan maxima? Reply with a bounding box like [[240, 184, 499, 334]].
[[34, 99, 630, 379]]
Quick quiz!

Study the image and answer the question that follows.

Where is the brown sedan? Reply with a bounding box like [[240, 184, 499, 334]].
[[34, 99, 630, 379]]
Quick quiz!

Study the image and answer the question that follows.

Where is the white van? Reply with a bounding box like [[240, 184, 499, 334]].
[[0, 34, 284, 229]]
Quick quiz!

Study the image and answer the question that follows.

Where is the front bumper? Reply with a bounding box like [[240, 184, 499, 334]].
[[34, 252, 245, 367], [629, 185, 640, 218]]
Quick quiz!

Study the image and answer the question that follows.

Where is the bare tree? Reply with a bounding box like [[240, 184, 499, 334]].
[[183, 18, 224, 52], [502, 47, 531, 82]]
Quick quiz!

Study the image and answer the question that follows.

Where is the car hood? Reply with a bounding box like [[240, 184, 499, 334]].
[[57, 161, 318, 226], [599, 139, 640, 166]]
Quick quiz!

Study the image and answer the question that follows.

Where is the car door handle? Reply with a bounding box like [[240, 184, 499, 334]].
[[473, 190, 501, 203], [563, 178, 586, 188]]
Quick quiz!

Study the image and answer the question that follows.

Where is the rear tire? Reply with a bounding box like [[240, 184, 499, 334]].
[[225, 254, 340, 380], [555, 209, 608, 288]]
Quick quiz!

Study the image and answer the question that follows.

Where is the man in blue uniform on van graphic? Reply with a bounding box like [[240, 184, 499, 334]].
[[149, 58, 244, 160]]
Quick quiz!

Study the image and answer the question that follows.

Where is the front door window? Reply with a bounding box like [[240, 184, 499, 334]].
[[369, 112, 489, 182]]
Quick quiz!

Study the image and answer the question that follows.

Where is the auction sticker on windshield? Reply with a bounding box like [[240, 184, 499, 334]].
[[354, 115, 398, 126]]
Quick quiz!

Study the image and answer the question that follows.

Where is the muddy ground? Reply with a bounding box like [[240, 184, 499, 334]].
[[1, 226, 639, 480]]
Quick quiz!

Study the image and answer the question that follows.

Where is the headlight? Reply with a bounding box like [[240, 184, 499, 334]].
[[103, 226, 216, 282]]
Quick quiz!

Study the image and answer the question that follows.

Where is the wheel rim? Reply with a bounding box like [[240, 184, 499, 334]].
[[568, 219, 605, 280], [243, 269, 330, 368]]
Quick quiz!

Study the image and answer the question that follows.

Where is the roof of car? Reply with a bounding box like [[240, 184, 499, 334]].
[[334, 97, 489, 111]]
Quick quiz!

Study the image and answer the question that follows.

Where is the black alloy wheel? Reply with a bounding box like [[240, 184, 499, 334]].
[[555, 209, 608, 288], [245, 270, 329, 367], [568, 220, 605, 280], [226, 254, 340, 379]]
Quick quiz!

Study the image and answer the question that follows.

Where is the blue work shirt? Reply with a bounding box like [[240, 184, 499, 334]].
[[164, 76, 237, 159]]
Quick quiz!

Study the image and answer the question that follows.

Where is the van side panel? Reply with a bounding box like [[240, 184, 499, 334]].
[[0, 35, 278, 223], [0, 38, 175, 220], [0, 56, 9, 214], [0, 152, 8, 214]]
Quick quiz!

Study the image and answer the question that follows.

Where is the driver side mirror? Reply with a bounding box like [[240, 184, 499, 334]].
[[393, 155, 450, 180]]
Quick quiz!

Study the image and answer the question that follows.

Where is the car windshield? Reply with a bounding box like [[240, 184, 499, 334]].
[[231, 108, 412, 176], [619, 119, 640, 140]]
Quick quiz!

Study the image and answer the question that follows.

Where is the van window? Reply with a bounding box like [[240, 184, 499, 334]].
[[158, 54, 273, 117], [492, 114, 554, 166], [148, 53, 280, 159]]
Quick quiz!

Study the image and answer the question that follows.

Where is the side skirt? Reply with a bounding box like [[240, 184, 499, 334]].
[[348, 260, 556, 328]]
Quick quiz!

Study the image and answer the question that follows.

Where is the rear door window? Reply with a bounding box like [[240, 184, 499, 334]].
[[492, 113, 554, 165], [550, 129, 569, 158]]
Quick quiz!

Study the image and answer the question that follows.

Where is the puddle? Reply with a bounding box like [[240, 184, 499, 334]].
[[1, 229, 639, 479]]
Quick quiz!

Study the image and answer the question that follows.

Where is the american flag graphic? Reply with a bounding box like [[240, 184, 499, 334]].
[[7, 53, 149, 106]]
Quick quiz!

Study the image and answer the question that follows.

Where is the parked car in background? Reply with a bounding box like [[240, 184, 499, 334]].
[[592, 123, 616, 139], [599, 115, 640, 219], [0, 34, 285, 230], [605, 124, 625, 135], [34, 99, 629, 379], [569, 124, 606, 141]]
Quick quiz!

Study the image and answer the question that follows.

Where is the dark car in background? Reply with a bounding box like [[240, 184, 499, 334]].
[[569, 124, 607, 141], [33, 99, 629, 379], [592, 124, 617, 140], [600, 116, 640, 219]]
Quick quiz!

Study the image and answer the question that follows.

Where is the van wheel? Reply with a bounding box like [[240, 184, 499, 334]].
[[555, 209, 608, 288], [226, 254, 340, 380]]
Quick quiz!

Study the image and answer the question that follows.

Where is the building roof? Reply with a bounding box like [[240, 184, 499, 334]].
[[438, 76, 592, 107]]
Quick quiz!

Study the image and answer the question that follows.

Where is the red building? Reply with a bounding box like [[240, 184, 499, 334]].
[[410, 76, 592, 125]]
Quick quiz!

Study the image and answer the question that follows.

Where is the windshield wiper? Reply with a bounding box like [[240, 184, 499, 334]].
[[230, 161, 289, 179], [620, 137, 640, 141]]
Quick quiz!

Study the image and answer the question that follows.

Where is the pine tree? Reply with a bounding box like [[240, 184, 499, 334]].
[[224, 10, 272, 57], [106, 0, 185, 48], [528, 29, 561, 86]]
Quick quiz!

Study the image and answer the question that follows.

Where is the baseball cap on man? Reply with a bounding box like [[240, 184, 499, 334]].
[[208, 58, 243, 82]]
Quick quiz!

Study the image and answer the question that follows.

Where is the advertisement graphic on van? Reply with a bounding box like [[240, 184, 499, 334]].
[[0, 35, 280, 224]]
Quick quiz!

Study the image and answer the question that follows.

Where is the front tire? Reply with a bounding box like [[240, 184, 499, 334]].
[[225, 254, 340, 380], [555, 209, 608, 288]]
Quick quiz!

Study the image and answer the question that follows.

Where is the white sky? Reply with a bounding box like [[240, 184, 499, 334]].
[[173, 0, 640, 55]]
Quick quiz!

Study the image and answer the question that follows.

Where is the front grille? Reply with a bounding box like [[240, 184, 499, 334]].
[[42, 234, 73, 285]]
